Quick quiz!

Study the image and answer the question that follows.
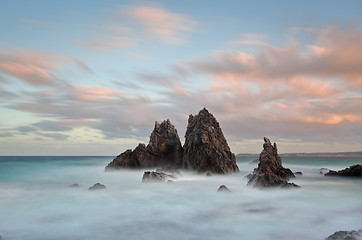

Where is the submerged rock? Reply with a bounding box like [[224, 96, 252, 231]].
[[217, 185, 231, 192], [294, 172, 303, 176], [247, 137, 298, 188], [69, 183, 79, 188], [106, 119, 183, 170], [325, 164, 362, 177], [182, 108, 239, 174], [142, 171, 176, 182], [88, 183, 106, 191], [325, 230, 362, 240]]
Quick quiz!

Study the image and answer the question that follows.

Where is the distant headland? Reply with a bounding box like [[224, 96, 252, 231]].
[[237, 152, 362, 158]]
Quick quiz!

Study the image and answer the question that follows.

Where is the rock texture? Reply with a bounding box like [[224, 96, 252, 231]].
[[325, 164, 362, 177], [326, 230, 362, 240], [106, 119, 183, 170], [88, 183, 106, 190], [182, 108, 239, 174], [248, 137, 298, 188], [142, 171, 176, 182]]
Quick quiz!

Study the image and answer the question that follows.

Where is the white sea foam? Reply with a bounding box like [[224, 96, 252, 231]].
[[0, 156, 361, 240]]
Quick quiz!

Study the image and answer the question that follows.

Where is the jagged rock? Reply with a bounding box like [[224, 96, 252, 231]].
[[217, 185, 231, 192], [325, 164, 362, 177], [105, 119, 183, 170], [69, 183, 79, 188], [247, 137, 298, 188], [325, 230, 362, 240], [88, 183, 106, 191], [182, 108, 239, 174], [142, 171, 176, 182]]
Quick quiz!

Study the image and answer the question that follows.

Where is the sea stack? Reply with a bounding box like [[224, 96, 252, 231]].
[[248, 137, 298, 188], [105, 119, 183, 170], [182, 108, 239, 174]]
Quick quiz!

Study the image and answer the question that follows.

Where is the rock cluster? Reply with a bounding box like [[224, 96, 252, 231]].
[[106, 119, 183, 170], [325, 230, 362, 240], [248, 137, 298, 188], [325, 164, 362, 177], [106, 108, 239, 174], [182, 108, 239, 174]]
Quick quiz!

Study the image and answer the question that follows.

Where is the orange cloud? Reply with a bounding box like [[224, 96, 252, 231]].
[[123, 5, 194, 44]]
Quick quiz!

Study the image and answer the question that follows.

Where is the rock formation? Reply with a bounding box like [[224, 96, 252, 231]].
[[247, 137, 298, 188], [325, 230, 362, 240], [105, 119, 183, 170], [88, 183, 106, 190], [142, 171, 176, 182], [325, 164, 362, 177], [182, 108, 239, 174]]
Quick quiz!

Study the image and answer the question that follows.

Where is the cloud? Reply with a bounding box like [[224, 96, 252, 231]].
[[33, 120, 72, 132], [0, 50, 95, 86], [78, 37, 135, 52], [122, 5, 195, 44]]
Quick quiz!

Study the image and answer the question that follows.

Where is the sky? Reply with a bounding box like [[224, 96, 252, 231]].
[[1, 0, 362, 155]]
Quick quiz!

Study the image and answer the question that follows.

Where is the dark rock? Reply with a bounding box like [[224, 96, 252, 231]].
[[217, 185, 231, 192], [325, 230, 362, 240], [142, 171, 176, 182], [325, 164, 362, 177], [69, 183, 79, 188], [294, 172, 303, 176], [88, 183, 106, 191], [247, 137, 298, 188], [206, 172, 212, 177], [182, 108, 239, 174], [106, 119, 183, 170]]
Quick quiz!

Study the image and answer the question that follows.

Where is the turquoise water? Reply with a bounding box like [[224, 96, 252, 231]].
[[0, 156, 361, 240]]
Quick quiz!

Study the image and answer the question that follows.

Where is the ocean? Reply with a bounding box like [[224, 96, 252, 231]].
[[0, 156, 361, 240]]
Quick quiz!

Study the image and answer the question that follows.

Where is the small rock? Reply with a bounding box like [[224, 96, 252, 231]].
[[217, 185, 231, 192], [69, 183, 79, 188], [294, 172, 303, 176], [142, 171, 176, 182], [206, 172, 212, 177], [88, 183, 106, 191], [325, 230, 362, 240]]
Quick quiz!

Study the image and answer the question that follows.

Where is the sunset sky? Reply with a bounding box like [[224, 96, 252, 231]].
[[1, 0, 362, 155]]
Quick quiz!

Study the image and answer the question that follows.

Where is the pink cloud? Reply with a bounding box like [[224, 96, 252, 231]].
[[71, 85, 120, 102], [78, 37, 135, 52], [123, 5, 194, 44]]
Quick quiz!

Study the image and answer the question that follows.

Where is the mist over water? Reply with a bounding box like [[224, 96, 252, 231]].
[[0, 156, 361, 240]]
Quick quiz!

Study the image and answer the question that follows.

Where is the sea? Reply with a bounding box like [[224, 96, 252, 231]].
[[0, 156, 361, 240]]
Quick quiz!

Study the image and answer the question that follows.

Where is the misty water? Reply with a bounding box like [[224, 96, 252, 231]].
[[0, 156, 361, 240]]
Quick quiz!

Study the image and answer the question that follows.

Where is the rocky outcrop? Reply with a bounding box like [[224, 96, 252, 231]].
[[105, 119, 183, 170], [248, 137, 298, 188], [325, 230, 362, 240], [217, 185, 231, 192], [142, 171, 176, 182], [88, 183, 106, 190], [325, 164, 362, 177], [182, 108, 239, 174]]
